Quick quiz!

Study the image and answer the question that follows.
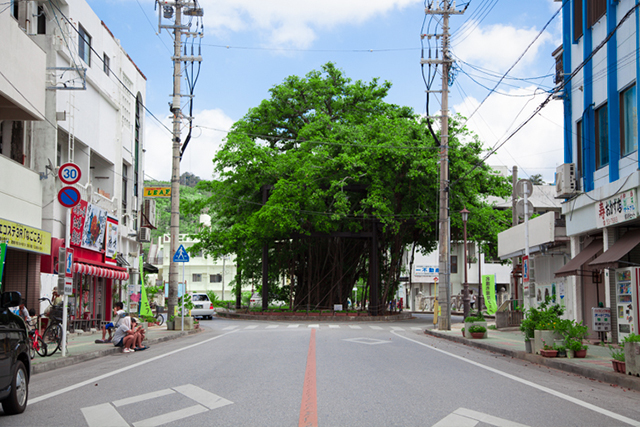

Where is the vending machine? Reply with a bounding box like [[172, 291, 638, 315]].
[[615, 268, 639, 340]]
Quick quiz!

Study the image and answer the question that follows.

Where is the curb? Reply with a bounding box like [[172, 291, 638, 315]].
[[216, 311, 413, 322], [32, 328, 203, 375], [423, 329, 640, 392]]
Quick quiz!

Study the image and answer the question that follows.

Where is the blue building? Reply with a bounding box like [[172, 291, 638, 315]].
[[555, 0, 640, 343]]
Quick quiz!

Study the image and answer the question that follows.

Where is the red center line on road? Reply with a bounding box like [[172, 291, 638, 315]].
[[299, 328, 318, 427]]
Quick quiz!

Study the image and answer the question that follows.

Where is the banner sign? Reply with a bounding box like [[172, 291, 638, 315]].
[[0, 218, 51, 255], [139, 257, 153, 317], [143, 187, 171, 198], [81, 203, 108, 252], [0, 242, 6, 290], [482, 274, 498, 315], [70, 200, 88, 247], [596, 188, 638, 228], [104, 216, 118, 265], [414, 265, 439, 277]]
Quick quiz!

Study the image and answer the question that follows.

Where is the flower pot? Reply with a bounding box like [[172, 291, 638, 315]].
[[335, 312, 347, 316], [540, 349, 558, 357], [533, 330, 562, 355], [462, 330, 466, 337], [573, 349, 587, 358], [624, 342, 640, 376], [471, 332, 484, 339], [524, 340, 532, 353], [612, 360, 626, 373]]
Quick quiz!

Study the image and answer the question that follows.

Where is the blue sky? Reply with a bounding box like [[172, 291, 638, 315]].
[[87, 0, 564, 184]]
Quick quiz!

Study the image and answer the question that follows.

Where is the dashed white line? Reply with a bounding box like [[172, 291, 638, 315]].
[[329, 325, 341, 329], [349, 325, 362, 329], [287, 324, 300, 328], [266, 325, 279, 329], [369, 326, 383, 330], [244, 325, 258, 329]]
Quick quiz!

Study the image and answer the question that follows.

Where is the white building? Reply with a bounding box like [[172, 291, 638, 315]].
[[1, 0, 146, 325]]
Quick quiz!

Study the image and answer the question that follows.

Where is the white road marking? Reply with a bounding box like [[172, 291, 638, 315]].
[[329, 325, 341, 329], [369, 325, 383, 330], [133, 405, 208, 427], [349, 325, 362, 329], [410, 327, 422, 330], [308, 324, 319, 328], [173, 384, 233, 410], [266, 325, 279, 329], [244, 325, 258, 329], [31, 331, 237, 404], [287, 324, 300, 328], [432, 408, 530, 427], [343, 337, 391, 345], [112, 389, 175, 407], [394, 332, 640, 427], [81, 403, 128, 427], [222, 325, 238, 330], [390, 326, 404, 331]]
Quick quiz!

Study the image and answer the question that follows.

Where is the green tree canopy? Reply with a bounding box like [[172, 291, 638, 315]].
[[184, 63, 511, 311]]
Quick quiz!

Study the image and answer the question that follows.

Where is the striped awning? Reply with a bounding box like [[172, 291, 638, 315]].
[[73, 263, 129, 280]]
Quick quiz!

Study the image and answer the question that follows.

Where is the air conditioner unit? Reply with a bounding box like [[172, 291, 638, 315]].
[[142, 199, 156, 228], [555, 163, 576, 198], [139, 227, 151, 242]]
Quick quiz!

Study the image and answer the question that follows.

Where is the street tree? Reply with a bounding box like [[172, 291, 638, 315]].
[[184, 63, 511, 312]]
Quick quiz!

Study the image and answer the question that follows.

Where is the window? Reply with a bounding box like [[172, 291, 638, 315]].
[[78, 25, 91, 66], [192, 274, 202, 282], [37, 6, 46, 34], [210, 274, 222, 283], [450, 255, 458, 274], [573, 0, 583, 41], [103, 53, 110, 76], [587, 0, 606, 28], [595, 103, 608, 169], [621, 85, 637, 156], [576, 119, 583, 185], [122, 164, 128, 222], [11, 0, 18, 19]]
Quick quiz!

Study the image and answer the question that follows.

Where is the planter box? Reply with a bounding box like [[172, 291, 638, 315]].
[[612, 360, 627, 373], [464, 321, 488, 339], [335, 313, 347, 316], [624, 342, 640, 376], [540, 349, 558, 357], [533, 330, 562, 355], [471, 332, 484, 339], [524, 340, 532, 354], [175, 316, 194, 330], [320, 312, 333, 316], [572, 348, 587, 358]]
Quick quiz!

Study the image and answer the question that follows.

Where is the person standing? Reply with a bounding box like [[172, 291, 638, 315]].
[[470, 290, 476, 310]]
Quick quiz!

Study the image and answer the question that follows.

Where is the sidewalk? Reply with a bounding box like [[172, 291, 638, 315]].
[[424, 322, 640, 392], [31, 325, 202, 374]]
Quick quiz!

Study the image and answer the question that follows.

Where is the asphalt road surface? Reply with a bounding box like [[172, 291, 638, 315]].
[[4, 314, 640, 427]]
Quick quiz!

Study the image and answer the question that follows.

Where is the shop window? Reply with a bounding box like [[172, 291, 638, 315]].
[[620, 85, 637, 156], [79, 25, 91, 66], [192, 274, 202, 282], [595, 103, 608, 169]]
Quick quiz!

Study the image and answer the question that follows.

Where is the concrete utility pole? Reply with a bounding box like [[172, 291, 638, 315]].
[[422, 1, 463, 330], [158, 1, 203, 324]]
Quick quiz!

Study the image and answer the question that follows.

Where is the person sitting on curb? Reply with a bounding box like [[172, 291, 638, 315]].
[[112, 317, 148, 353], [96, 302, 125, 343]]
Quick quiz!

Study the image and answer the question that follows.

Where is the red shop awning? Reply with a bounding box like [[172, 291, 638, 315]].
[[73, 262, 129, 280]]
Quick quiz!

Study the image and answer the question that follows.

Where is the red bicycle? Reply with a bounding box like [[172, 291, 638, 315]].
[[27, 315, 48, 358]]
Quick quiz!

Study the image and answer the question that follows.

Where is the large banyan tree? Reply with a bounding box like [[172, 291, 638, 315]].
[[185, 63, 511, 313]]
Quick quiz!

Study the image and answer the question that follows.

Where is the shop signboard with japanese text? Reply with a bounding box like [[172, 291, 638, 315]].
[[104, 216, 118, 265], [596, 189, 638, 228], [0, 218, 51, 255]]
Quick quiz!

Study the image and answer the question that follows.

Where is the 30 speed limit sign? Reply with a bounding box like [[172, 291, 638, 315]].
[[58, 162, 81, 185]]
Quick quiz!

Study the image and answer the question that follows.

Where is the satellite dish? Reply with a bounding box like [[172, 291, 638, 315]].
[[516, 199, 534, 219]]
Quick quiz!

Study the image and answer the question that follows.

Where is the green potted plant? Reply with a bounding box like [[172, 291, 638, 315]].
[[566, 338, 587, 358], [461, 327, 465, 337], [464, 314, 488, 338], [623, 333, 640, 375], [540, 342, 558, 357], [561, 320, 588, 358], [468, 325, 487, 339], [608, 344, 625, 373], [553, 343, 567, 357]]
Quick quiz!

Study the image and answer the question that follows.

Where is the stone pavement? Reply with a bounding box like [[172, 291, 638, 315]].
[[424, 321, 640, 392], [30, 324, 202, 374]]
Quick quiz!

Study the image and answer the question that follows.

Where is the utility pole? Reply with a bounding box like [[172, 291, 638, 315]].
[[422, 1, 463, 330], [158, 1, 203, 325]]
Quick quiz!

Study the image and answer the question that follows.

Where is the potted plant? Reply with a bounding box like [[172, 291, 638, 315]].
[[608, 344, 626, 373], [461, 327, 465, 337], [623, 333, 640, 375], [553, 343, 567, 357], [540, 343, 558, 357], [567, 338, 587, 358], [320, 310, 333, 317], [468, 325, 486, 339], [465, 314, 488, 338], [166, 315, 175, 330]]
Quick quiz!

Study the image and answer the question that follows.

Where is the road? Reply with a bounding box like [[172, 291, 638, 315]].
[[4, 314, 640, 427]]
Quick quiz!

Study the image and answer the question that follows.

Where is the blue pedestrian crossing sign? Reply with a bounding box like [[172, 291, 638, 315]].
[[173, 245, 190, 262]]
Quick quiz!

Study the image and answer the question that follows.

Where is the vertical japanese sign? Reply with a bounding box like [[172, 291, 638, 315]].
[[0, 242, 6, 291], [139, 256, 153, 318], [482, 274, 497, 315]]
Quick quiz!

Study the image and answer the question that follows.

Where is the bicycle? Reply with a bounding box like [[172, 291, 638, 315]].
[[40, 297, 64, 356], [154, 311, 165, 326], [27, 315, 48, 358]]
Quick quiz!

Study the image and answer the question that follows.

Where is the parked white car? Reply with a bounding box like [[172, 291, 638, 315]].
[[190, 293, 214, 319], [249, 292, 262, 307]]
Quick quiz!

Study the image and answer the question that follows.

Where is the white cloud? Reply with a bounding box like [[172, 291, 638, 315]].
[[453, 87, 564, 184], [453, 22, 553, 73], [144, 108, 234, 181], [201, 0, 419, 48]]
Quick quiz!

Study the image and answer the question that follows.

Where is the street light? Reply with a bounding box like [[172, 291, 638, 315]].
[[460, 207, 470, 320]]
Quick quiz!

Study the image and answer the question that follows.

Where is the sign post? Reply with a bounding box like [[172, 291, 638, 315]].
[[57, 163, 82, 357], [173, 244, 190, 331]]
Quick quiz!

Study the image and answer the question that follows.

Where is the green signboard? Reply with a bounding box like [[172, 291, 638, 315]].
[[482, 274, 498, 315]]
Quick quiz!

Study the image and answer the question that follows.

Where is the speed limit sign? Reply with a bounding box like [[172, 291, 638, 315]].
[[58, 162, 81, 185]]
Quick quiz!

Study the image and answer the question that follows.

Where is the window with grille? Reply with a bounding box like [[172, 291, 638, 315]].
[[595, 103, 609, 169], [621, 85, 637, 156], [210, 274, 222, 283], [78, 25, 91, 66], [192, 274, 202, 282]]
